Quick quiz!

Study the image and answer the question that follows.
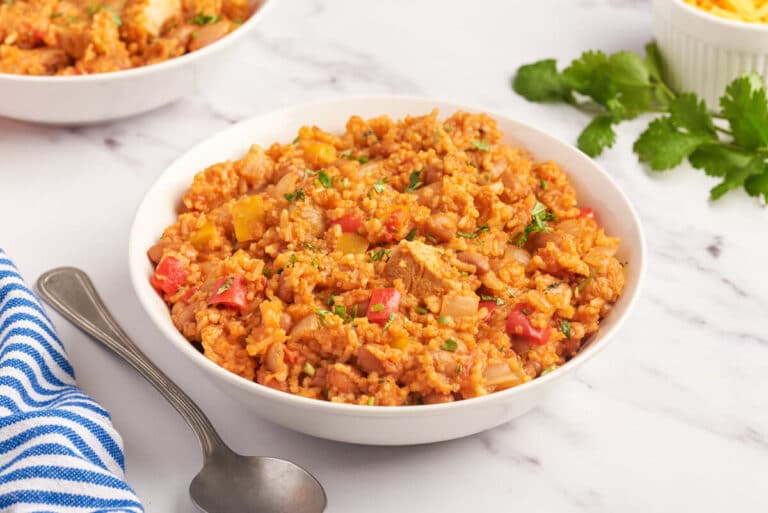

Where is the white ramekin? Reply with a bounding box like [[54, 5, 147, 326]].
[[653, 0, 768, 107]]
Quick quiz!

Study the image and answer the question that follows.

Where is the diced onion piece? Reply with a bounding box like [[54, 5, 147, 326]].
[[505, 245, 531, 266], [439, 294, 479, 319], [483, 362, 522, 388], [289, 314, 320, 341]]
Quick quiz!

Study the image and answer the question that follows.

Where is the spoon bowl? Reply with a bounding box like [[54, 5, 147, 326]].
[[36, 267, 326, 513]]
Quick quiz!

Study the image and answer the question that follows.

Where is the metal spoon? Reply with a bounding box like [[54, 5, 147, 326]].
[[37, 267, 327, 513]]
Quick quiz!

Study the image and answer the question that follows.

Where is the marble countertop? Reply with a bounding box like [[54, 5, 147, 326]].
[[2, 0, 767, 511]]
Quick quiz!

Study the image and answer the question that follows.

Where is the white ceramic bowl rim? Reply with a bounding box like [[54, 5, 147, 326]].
[[672, 0, 768, 31], [0, 0, 273, 83], [128, 95, 647, 418]]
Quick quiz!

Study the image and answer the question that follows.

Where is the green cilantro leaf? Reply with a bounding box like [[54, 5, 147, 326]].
[[194, 12, 220, 25], [470, 140, 490, 152], [318, 170, 332, 188], [669, 93, 716, 137], [284, 189, 305, 202], [745, 170, 768, 202], [689, 143, 753, 177], [720, 74, 768, 150], [710, 157, 767, 200], [440, 338, 458, 352], [406, 171, 423, 192], [512, 59, 572, 102], [577, 115, 617, 157], [633, 117, 712, 170]]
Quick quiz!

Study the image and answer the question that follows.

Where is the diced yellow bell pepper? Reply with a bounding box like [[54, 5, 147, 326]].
[[232, 195, 264, 242], [191, 222, 217, 250], [337, 233, 369, 254], [390, 335, 409, 350], [303, 141, 337, 167]]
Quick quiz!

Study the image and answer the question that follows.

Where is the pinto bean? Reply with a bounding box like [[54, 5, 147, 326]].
[[456, 251, 490, 274], [188, 21, 231, 52], [425, 213, 455, 242], [327, 366, 359, 394], [423, 392, 454, 404], [276, 274, 294, 303], [147, 243, 165, 264]]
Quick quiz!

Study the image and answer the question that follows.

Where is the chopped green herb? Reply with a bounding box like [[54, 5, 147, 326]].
[[193, 12, 220, 25], [406, 171, 423, 192], [437, 315, 450, 325], [326, 295, 335, 306], [460, 271, 470, 277], [441, 338, 458, 351], [415, 306, 428, 314], [303, 362, 316, 376], [382, 313, 396, 331], [405, 228, 417, 241], [262, 267, 273, 278], [304, 242, 317, 250], [426, 234, 438, 244], [190, 31, 198, 38], [284, 189, 305, 202], [456, 363, 463, 375], [350, 304, 359, 318], [479, 294, 504, 306], [470, 140, 490, 151], [342, 177, 350, 189], [292, 136, 299, 144], [515, 200, 555, 247], [559, 319, 572, 339], [576, 268, 596, 294], [340, 150, 352, 159], [433, 128, 440, 144], [367, 397, 376, 406], [289, 254, 297, 265], [315, 308, 332, 325], [369, 248, 391, 262], [334, 305, 349, 321], [540, 179, 548, 190], [378, 378, 387, 383], [86, 4, 121, 25], [370, 303, 384, 313], [547, 282, 562, 290], [65, 15, 79, 22], [358, 156, 369, 164], [318, 170, 332, 188], [372, 178, 387, 193], [310, 258, 318, 268], [363, 130, 376, 138], [216, 277, 233, 294], [541, 364, 558, 375], [304, 169, 317, 178], [457, 225, 490, 239]]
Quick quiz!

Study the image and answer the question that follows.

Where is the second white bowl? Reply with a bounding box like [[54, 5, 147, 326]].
[[128, 97, 646, 445]]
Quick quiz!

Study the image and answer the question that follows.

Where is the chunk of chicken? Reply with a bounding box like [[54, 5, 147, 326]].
[[383, 240, 461, 298], [122, 0, 182, 46]]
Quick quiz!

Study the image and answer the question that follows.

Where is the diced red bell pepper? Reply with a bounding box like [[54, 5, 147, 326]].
[[478, 301, 497, 321], [577, 207, 595, 219], [208, 276, 249, 310], [181, 286, 199, 304], [331, 214, 363, 234], [367, 287, 401, 325], [506, 302, 550, 345], [150, 257, 189, 296], [384, 209, 406, 235]]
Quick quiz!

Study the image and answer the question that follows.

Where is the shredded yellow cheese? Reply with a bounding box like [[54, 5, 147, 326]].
[[685, 0, 768, 23]]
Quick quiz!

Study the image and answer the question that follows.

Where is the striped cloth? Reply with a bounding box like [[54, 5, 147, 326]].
[[0, 249, 143, 512]]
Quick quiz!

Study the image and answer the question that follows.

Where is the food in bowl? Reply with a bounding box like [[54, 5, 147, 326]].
[[147, 110, 626, 406], [0, 0, 258, 75], [684, 0, 768, 22]]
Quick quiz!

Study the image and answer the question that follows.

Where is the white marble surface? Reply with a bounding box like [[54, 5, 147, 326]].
[[2, 0, 767, 511]]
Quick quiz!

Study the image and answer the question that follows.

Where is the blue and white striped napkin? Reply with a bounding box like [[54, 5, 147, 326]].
[[0, 249, 143, 512]]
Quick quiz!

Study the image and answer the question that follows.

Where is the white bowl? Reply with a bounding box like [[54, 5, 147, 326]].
[[128, 97, 647, 445], [653, 0, 768, 107], [0, 0, 272, 125]]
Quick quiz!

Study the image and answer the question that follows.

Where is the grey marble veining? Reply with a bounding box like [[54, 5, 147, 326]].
[[1, 0, 767, 511]]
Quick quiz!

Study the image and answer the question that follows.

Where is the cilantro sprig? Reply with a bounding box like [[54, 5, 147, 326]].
[[513, 42, 768, 202]]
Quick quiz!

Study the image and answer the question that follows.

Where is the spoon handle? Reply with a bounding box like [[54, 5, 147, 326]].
[[37, 267, 226, 458]]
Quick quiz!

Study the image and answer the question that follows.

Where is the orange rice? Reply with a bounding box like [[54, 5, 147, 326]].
[[0, 0, 257, 75], [147, 111, 626, 406]]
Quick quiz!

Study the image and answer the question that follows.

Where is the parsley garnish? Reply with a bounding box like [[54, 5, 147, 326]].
[[547, 282, 562, 290], [415, 306, 428, 314], [515, 200, 555, 247], [215, 277, 233, 294], [86, 4, 121, 25], [334, 305, 350, 322], [456, 363, 463, 375], [284, 189, 305, 202], [382, 313, 396, 331], [406, 171, 423, 192], [367, 397, 375, 406], [479, 294, 504, 306], [469, 140, 490, 152], [262, 267, 273, 278], [370, 303, 384, 312], [303, 362, 315, 376], [310, 258, 318, 268], [369, 248, 391, 262], [326, 295, 335, 306], [441, 338, 458, 351], [315, 308, 332, 325], [318, 170, 332, 188], [513, 43, 768, 203], [193, 12, 220, 25], [292, 136, 299, 144], [457, 225, 490, 239], [405, 228, 417, 241], [372, 178, 387, 194], [540, 179, 548, 190], [304, 242, 317, 250], [426, 234, 438, 244], [437, 315, 449, 325], [559, 320, 571, 339]]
